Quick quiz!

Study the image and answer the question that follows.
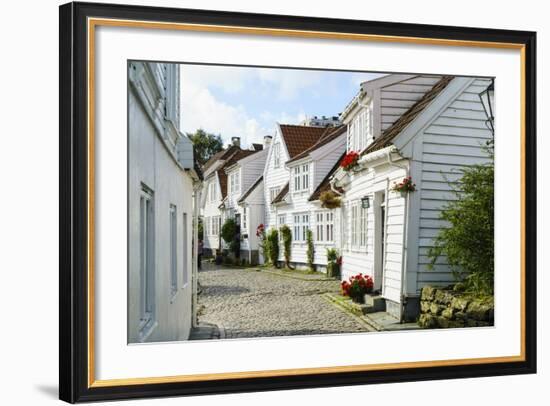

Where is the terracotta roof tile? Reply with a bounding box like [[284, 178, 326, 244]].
[[279, 124, 330, 158], [362, 76, 454, 155], [287, 125, 346, 164]]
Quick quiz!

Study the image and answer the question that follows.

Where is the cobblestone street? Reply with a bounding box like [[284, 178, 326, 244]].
[[196, 266, 373, 339]]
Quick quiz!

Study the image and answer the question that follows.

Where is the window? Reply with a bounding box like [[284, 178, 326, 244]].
[[293, 213, 310, 242], [182, 213, 189, 285], [211, 215, 220, 236], [139, 185, 155, 335], [273, 143, 281, 168], [293, 164, 310, 192], [351, 203, 359, 247], [229, 171, 240, 195], [170, 205, 177, 296], [269, 187, 281, 203], [242, 208, 247, 232], [360, 205, 368, 247], [278, 214, 286, 240], [316, 211, 334, 242], [293, 166, 301, 191], [347, 101, 373, 152], [208, 182, 217, 202]]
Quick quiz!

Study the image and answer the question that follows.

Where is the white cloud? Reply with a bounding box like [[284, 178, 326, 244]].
[[180, 78, 273, 147], [257, 69, 324, 100]]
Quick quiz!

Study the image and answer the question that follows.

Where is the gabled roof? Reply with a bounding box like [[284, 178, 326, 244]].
[[362, 76, 454, 155], [271, 182, 289, 204], [238, 175, 263, 204], [309, 153, 345, 201], [202, 145, 240, 176], [286, 125, 347, 164], [279, 124, 329, 158], [219, 149, 259, 198]]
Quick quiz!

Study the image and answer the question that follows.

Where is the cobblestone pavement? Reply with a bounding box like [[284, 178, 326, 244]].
[[197, 266, 372, 339]]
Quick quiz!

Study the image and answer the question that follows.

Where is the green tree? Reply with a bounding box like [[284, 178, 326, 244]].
[[428, 140, 494, 295], [306, 229, 315, 272], [279, 225, 292, 269], [187, 129, 224, 165], [221, 217, 239, 257]]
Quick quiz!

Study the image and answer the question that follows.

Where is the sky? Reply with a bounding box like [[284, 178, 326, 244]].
[[179, 64, 385, 148]]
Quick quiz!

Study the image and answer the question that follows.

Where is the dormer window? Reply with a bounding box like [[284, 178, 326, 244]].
[[229, 171, 240, 195], [293, 164, 309, 192], [347, 100, 373, 153], [273, 143, 281, 168]]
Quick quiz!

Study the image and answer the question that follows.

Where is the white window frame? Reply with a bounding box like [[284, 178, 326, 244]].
[[293, 212, 310, 242], [169, 204, 178, 297], [182, 212, 189, 286], [301, 164, 309, 191], [229, 170, 240, 195], [269, 186, 281, 204], [293, 166, 301, 191], [242, 208, 247, 233], [139, 185, 155, 337], [360, 204, 368, 248], [316, 211, 334, 243], [273, 143, 281, 168], [351, 203, 359, 248]]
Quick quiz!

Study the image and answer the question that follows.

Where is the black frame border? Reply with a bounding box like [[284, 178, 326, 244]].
[[59, 2, 537, 403]]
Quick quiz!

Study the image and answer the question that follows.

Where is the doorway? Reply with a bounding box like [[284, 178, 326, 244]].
[[373, 191, 386, 293]]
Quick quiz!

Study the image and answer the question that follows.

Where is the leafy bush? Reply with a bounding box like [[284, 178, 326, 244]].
[[341, 274, 373, 303], [279, 224, 292, 269], [326, 248, 340, 278], [266, 228, 279, 267], [306, 229, 315, 272], [221, 217, 239, 256], [428, 140, 494, 295]]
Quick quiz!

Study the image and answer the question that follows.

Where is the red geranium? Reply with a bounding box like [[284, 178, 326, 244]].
[[340, 151, 360, 172], [341, 273, 374, 303], [391, 176, 416, 193]]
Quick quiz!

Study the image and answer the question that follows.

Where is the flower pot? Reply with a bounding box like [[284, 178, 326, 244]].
[[400, 190, 408, 198]]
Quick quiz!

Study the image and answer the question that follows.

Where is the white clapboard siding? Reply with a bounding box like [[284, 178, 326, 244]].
[[263, 128, 291, 229], [380, 75, 442, 132], [414, 77, 493, 293], [340, 162, 407, 303]]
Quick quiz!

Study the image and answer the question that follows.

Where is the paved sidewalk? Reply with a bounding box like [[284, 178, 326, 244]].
[[197, 266, 373, 339]]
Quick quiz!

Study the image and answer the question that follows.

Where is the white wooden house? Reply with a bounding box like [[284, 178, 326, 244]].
[[201, 144, 241, 256], [264, 123, 346, 270], [127, 62, 201, 343], [224, 141, 268, 264], [331, 74, 493, 321], [201, 138, 269, 263]]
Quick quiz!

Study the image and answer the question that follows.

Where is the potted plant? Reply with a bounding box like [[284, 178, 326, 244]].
[[341, 273, 374, 303], [319, 191, 341, 209], [340, 151, 360, 172], [391, 176, 416, 197]]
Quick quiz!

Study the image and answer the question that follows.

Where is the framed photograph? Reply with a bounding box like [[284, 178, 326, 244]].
[[59, 1, 536, 403]]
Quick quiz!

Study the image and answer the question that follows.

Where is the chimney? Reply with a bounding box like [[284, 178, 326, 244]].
[[231, 136, 241, 148], [263, 135, 272, 148]]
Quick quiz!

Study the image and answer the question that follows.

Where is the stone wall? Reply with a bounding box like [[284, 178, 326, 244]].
[[418, 286, 494, 329]]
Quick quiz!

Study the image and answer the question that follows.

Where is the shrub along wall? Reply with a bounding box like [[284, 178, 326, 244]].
[[418, 286, 494, 329]]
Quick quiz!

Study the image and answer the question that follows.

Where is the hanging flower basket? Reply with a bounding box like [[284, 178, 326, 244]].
[[340, 151, 360, 172], [319, 190, 342, 209], [391, 176, 416, 196]]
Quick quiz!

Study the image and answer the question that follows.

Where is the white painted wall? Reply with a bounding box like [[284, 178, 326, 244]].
[[202, 174, 223, 253], [128, 65, 193, 343], [264, 127, 291, 229]]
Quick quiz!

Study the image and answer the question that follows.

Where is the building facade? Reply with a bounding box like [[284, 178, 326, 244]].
[[332, 74, 493, 321], [128, 62, 200, 343]]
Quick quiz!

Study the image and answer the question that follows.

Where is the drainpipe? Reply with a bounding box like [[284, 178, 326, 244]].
[[385, 147, 410, 323], [191, 180, 201, 328]]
